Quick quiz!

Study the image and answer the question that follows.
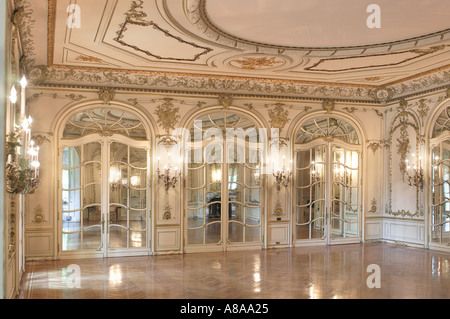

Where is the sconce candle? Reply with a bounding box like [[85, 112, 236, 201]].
[[20, 76, 27, 116]]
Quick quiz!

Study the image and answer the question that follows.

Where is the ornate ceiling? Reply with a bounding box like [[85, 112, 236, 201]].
[[14, 0, 450, 102]]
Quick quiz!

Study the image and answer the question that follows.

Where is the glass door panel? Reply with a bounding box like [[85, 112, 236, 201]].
[[186, 111, 263, 250], [331, 146, 360, 240], [295, 146, 326, 240], [62, 142, 102, 251], [431, 141, 450, 245], [109, 142, 148, 250]]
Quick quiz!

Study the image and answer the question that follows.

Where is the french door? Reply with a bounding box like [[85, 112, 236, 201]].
[[185, 112, 263, 252], [60, 135, 150, 257], [294, 140, 361, 245]]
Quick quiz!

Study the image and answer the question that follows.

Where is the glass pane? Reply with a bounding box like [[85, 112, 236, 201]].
[[62, 190, 81, 211], [62, 233, 81, 251], [188, 208, 205, 228], [205, 223, 221, 244], [83, 206, 101, 227], [130, 147, 147, 168], [130, 190, 146, 209], [245, 207, 260, 226], [130, 231, 146, 248], [245, 188, 260, 206], [187, 189, 204, 208], [109, 225, 127, 249], [130, 209, 146, 231], [83, 226, 102, 250], [245, 227, 260, 242], [187, 166, 205, 189], [228, 222, 243, 243], [84, 184, 101, 206], [188, 228, 204, 245], [63, 211, 81, 232]]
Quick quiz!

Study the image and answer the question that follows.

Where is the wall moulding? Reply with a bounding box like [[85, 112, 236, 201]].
[[387, 104, 423, 218]]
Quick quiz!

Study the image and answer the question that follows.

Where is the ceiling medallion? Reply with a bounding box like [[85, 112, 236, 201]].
[[229, 55, 287, 70]]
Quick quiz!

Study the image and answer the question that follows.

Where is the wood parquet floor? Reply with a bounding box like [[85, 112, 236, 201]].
[[19, 243, 450, 299]]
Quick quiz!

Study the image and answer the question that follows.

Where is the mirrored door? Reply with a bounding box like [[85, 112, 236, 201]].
[[60, 137, 150, 257], [185, 112, 263, 252], [294, 143, 361, 245], [431, 141, 450, 246], [62, 141, 103, 252]]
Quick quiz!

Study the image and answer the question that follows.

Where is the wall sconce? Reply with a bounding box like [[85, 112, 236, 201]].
[[405, 154, 424, 190], [6, 78, 40, 195], [311, 161, 321, 183], [272, 156, 292, 191], [156, 153, 182, 193]]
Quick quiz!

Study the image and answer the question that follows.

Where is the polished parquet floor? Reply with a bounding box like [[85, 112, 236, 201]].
[[19, 243, 450, 299]]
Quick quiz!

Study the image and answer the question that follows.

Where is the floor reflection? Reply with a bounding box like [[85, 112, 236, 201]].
[[20, 243, 450, 299]]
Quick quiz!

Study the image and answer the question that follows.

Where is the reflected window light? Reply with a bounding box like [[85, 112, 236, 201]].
[[109, 265, 123, 286]]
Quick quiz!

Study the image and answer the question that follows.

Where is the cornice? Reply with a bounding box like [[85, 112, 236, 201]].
[[14, 0, 450, 103]]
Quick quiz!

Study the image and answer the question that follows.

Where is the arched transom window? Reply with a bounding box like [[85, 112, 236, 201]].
[[63, 108, 147, 140], [296, 117, 360, 145]]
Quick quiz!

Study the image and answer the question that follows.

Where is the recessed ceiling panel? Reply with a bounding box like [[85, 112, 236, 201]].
[[206, 0, 450, 47]]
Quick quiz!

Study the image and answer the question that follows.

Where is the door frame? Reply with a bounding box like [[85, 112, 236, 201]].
[[293, 138, 363, 246], [183, 112, 265, 253], [57, 133, 151, 258]]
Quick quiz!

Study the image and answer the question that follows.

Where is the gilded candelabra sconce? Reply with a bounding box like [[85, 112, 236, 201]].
[[311, 161, 321, 183], [405, 154, 424, 190], [6, 77, 40, 195], [270, 156, 293, 191], [156, 153, 182, 193]]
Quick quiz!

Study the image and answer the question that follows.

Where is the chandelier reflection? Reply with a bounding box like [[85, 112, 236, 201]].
[[311, 161, 321, 183], [405, 154, 424, 190], [6, 77, 40, 195], [109, 166, 140, 191]]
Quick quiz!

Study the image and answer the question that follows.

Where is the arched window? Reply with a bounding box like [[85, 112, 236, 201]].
[[59, 107, 150, 257], [63, 108, 147, 140], [296, 117, 360, 145]]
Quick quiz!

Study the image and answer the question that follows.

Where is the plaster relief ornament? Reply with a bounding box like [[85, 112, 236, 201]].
[[98, 87, 115, 105], [218, 94, 233, 109], [154, 98, 181, 134], [273, 200, 283, 217], [322, 99, 335, 114], [266, 103, 291, 133]]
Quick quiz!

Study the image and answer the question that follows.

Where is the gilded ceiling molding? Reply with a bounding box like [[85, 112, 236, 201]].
[[305, 45, 446, 72], [115, 0, 212, 62], [75, 55, 104, 64], [230, 56, 286, 70]]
